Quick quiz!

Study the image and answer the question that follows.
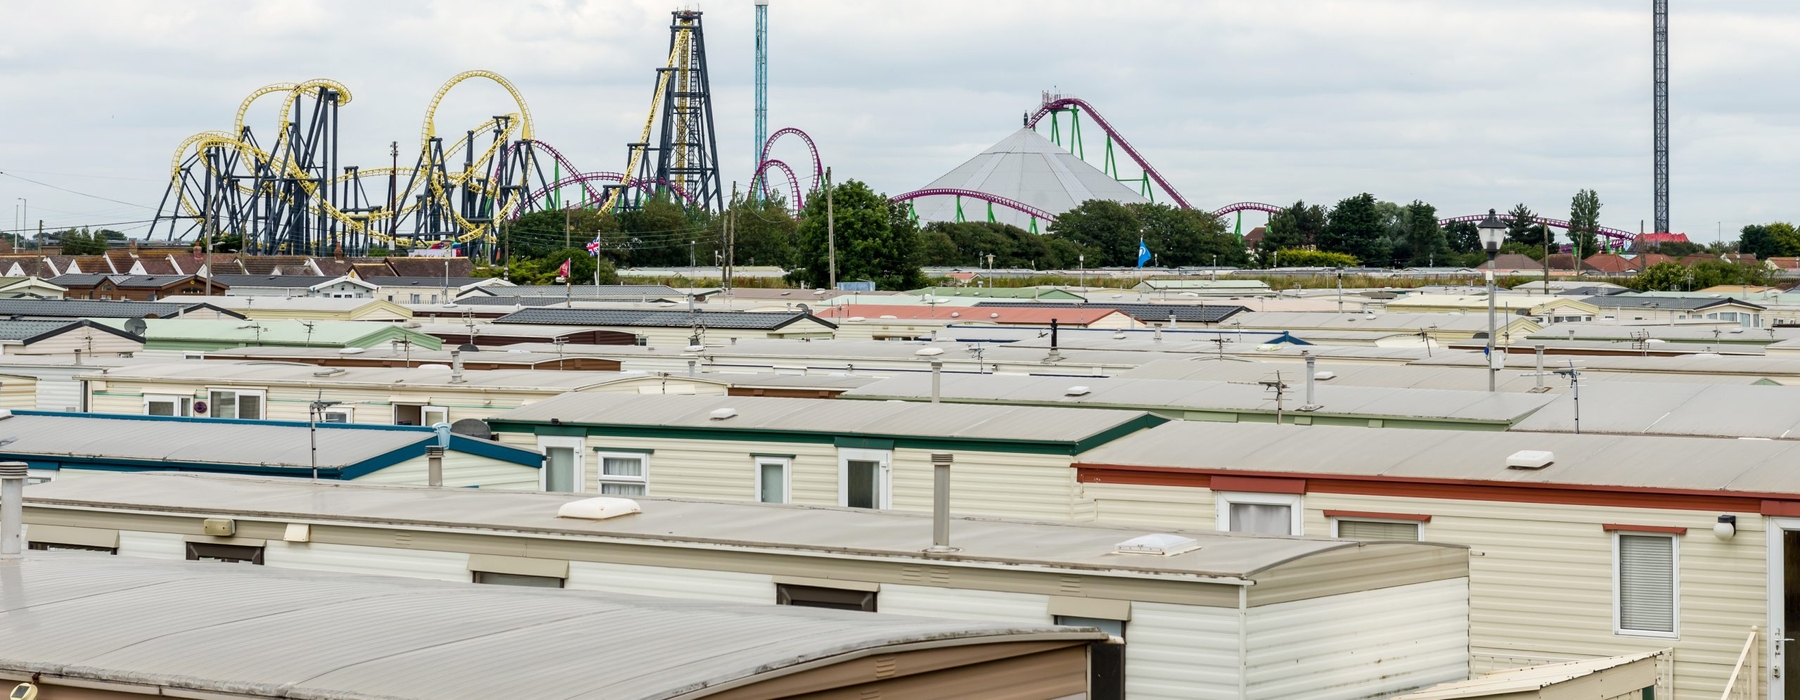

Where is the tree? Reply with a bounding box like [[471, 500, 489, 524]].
[[1567, 189, 1603, 260], [507, 207, 619, 260], [1132, 203, 1246, 268], [1319, 193, 1386, 264], [619, 194, 705, 268], [55, 227, 108, 255], [1505, 203, 1548, 248], [486, 250, 620, 285], [722, 195, 797, 269], [1400, 200, 1447, 267], [1738, 222, 1800, 259], [1259, 200, 1326, 266], [1444, 221, 1480, 254], [1373, 200, 1408, 265], [915, 221, 1054, 269], [1626, 260, 1766, 292], [1047, 200, 1139, 267], [791, 179, 924, 290]]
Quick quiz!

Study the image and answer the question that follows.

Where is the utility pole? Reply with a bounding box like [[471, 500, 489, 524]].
[[825, 166, 836, 290], [726, 181, 737, 293], [689, 239, 696, 268], [564, 206, 571, 249]]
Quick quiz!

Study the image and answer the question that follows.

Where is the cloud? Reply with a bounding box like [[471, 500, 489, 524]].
[[0, 0, 1794, 242]]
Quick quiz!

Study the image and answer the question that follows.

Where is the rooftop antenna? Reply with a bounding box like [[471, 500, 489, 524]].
[[1553, 360, 1585, 434], [1258, 370, 1291, 425], [308, 391, 343, 483]]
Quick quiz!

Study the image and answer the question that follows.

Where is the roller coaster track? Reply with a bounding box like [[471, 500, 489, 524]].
[[890, 189, 1058, 223], [752, 159, 803, 209], [601, 29, 691, 215], [514, 172, 697, 214], [758, 127, 821, 194], [1027, 95, 1191, 210]]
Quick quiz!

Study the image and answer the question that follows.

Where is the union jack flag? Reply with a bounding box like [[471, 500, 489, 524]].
[[585, 239, 602, 256]]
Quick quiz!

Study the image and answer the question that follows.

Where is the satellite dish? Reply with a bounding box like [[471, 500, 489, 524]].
[[457, 343, 479, 352], [449, 418, 493, 439], [123, 318, 148, 337]]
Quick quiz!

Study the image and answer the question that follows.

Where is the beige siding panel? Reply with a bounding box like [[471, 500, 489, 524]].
[[573, 435, 837, 503], [1248, 543, 1468, 606], [1127, 601, 1242, 700], [89, 379, 561, 425], [876, 584, 1054, 624], [37, 378, 82, 412], [263, 541, 470, 581], [13, 330, 142, 356], [0, 376, 35, 410], [355, 452, 540, 490], [1245, 577, 1470, 700], [1085, 482, 1216, 529], [1072, 484, 1754, 699], [116, 530, 186, 560], [890, 449, 1077, 521], [565, 560, 776, 604]]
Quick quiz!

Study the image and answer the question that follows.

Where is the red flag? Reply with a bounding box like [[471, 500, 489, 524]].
[[557, 258, 571, 278]]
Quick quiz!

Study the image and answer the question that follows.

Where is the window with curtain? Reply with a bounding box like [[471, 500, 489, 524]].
[[845, 459, 881, 509], [1617, 534, 1677, 635], [208, 390, 263, 420], [1229, 503, 1293, 535], [1335, 519, 1420, 541], [598, 453, 647, 496]]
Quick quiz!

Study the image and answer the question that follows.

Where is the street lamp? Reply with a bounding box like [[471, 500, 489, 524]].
[[1477, 209, 1508, 392]]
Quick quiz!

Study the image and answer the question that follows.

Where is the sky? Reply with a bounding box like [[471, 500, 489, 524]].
[[1, 0, 1796, 244]]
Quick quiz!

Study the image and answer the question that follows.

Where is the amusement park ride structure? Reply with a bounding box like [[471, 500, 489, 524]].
[[149, 6, 1653, 260], [151, 10, 732, 258]]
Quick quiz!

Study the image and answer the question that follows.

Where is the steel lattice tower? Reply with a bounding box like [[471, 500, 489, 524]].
[[1653, 0, 1669, 234], [754, 0, 768, 199], [635, 10, 724, 213]]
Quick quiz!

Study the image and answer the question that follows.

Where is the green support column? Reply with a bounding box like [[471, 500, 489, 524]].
[[954, 195, 965, 223], [987, 201, 996, 223], [1070, 107, 1085, 161], [1104, 135, 1119, 179], [1028, 216, 1039, 235]]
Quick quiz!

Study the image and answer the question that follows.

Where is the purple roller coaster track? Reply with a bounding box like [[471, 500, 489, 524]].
[[891, 94, 1646, 247], [751, 127, 821, 208]]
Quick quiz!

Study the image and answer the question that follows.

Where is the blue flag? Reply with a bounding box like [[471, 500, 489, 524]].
[[1137, 240, 1152, 268]]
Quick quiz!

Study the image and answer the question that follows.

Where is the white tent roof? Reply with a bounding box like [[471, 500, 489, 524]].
[[909, 128, 1150, 229]]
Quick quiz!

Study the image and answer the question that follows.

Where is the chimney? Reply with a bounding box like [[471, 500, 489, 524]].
[[450, 349, 466, 384], [1048, 318, 1060, 362], [928, 453, 957, 553], [1303, 351, 1318, 407], [0, 461, 27, 560]]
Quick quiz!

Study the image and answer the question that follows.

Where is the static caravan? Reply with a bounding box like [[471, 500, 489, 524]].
[[0, 410, 542, 486], [485, 392, 1165, 521], [490, 307, 840, 346], [81, 362, 730, 425], [21, 471, 1474, 700], [1072, 420, 1800, 699]]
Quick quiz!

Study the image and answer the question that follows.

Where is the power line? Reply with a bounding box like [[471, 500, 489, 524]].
[[0, 171, 156, 211]]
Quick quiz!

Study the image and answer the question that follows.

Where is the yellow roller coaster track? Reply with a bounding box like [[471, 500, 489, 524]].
[[599, 29, 690, 214], [168, 72, 534, 248]]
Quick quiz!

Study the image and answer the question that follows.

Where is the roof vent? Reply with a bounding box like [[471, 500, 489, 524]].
[[1506, 450, 1554, 470], [1065, 385, 1091, 396], [846, 316, 865, 323], [710, 407, 738, 420], [1314, 371, 1336, 381], [950, 312, 960, 318], [989, 312, 1000, 318], [338, 347, 365, 355], [313, 368, 346, 377], [557, 496, 641, 521], [1114, 533, 1200, 556], [880, 314, 898, 319]]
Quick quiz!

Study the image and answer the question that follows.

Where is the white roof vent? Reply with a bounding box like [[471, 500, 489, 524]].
[[1314, 371, 1336, 381], [1065, 385, 1091, 397], [1114, 533, 1200, 556], [846, 316, 865, 323], [949, 312, 961, 318], [557, 496, 641, 521], [989, 312, 1000, 318], [1506, 450, 1554, 470], [709, 407, 738, 421]]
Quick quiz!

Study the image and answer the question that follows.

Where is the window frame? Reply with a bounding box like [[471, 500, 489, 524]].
[[1329, 516, 1423, 541], [837, 447, 892, 510], [472, 571, 565, 588], [595, 449, 649, 496], [185, 542, 265, 565], [205, 388, 266, 420], [1214, 491, 1304, 536], [755, 456, 792, 504], [1613, 532, 1680, 638], [321, 406, 354, 423], [143, 393, 194, 417], [777, 583, 877, 612], [536, 436, 585, 493]]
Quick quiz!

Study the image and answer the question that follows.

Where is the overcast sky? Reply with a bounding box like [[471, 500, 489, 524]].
[[2, 0, 1796, 243]]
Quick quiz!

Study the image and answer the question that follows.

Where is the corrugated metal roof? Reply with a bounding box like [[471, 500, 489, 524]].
[[211, 274, 341, 287], [87, 318, 440, 348], [1227, 311, 1532, 333], [83, 361, 662, 391], [1583, 294, 1762, 310], [821, 304, 1127, 325], [0, 411, 436, 469], [475, 284, 683, 298], [974, 301, 1248, 323], [1391, 652, 1662, 700], [842, 373, 1554, 424], [495, 307, 835, 330], [1509, 382, 1800, 439], [0, 298, 234, 319], [0, 319, 80, 342], [27, 472, 1458, 580], [0, 553, 1102, 700], [1119, 357, 1768, 391], [1413, 351, 1800, 377], [491, 391, 1158, 445], [1076, 419, 1800, 494]]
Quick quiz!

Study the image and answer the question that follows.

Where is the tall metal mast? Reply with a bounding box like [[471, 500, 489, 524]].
[[754, 0, 769, 201], [1653, 0, 1669, 234]]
